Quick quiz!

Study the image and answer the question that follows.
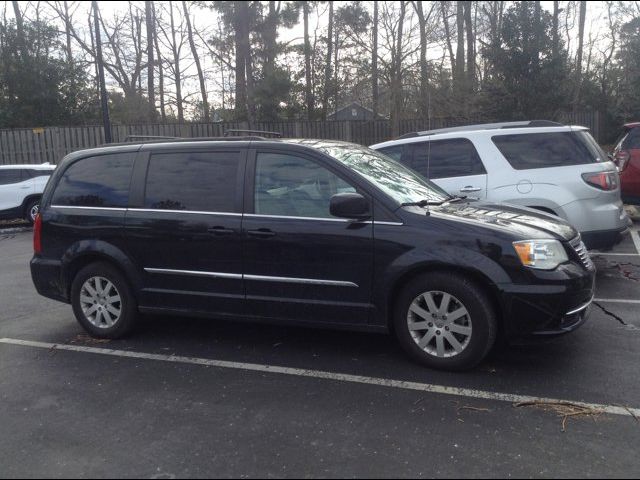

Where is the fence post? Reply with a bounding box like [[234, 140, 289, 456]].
[[345, 121, 352, 142]]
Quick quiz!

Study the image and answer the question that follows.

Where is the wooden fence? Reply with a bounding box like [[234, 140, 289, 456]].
[[0, 111, 602, 165]]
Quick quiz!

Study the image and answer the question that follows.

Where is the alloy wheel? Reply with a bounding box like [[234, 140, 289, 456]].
[[79, 276, 122, 329]]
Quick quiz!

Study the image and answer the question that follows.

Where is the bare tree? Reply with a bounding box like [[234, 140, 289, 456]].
[[145, 1, 155, 120], [455, 1, 465, 89], [372, 0, 379, 118], [574, 0, 587, 108], [303, 1, 314, 119], [182, 0, 209, 121], [322, 1, 333, 119]]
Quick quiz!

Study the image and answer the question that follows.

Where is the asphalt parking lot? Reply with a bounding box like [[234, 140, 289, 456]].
[[1, 222, 639, 478]]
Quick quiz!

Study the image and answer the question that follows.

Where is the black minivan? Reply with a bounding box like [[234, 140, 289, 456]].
[[31, 138, 596, 370]]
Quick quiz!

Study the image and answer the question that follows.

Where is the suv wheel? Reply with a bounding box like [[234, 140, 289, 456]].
[[394, 272, 497, 371], [71, 262, 138, 338], [25, 198, 40, 224]]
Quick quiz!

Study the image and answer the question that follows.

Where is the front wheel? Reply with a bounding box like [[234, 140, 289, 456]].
[[393, 272, 497, 371], [25, 198, 40, 224], [70, 262, 138, 339]]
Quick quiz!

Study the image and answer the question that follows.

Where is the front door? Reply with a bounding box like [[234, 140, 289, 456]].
[[242, 149, 374, 326], [406, 139, 488, 200], [126, 148, 246, 315]]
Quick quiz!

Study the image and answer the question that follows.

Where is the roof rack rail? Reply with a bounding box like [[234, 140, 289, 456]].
[[123, 135, 181, 142], [224, 129, 282, 138], [397, 120, 565, 139]]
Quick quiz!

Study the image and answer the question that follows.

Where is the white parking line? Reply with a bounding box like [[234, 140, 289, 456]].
[[631, 229, 640, 255], [594, 298, 640, 304], [1, 337, 638, 418]]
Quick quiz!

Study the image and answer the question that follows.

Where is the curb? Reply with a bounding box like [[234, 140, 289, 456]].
[[0, 226, 32, 234]]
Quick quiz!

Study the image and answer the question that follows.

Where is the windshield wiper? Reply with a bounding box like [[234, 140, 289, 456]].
[[446, 195, 467, 203], [401, 199, 447, 207]]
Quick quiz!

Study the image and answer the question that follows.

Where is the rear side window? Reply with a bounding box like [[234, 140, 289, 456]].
[[144, 151, 240, 213], [0, 169, 22, 185], [378, 145, 404, 162], [24, 169, 52, 179], [623, 129, 640, 149], [52, 154, 135, 207], [406, 139, 485, 179], [492, 132, 602, 170]]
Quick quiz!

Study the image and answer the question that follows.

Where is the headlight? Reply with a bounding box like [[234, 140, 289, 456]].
[[513, 239, 568, 270]]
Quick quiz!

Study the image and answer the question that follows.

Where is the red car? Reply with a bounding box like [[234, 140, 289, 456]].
[[612, 122, 640, 205]]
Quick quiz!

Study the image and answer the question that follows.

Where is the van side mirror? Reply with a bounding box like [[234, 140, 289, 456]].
[[330, 193, 370, 220]]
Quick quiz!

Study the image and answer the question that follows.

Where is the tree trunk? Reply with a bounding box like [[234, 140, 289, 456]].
[[414, 1, 428, 119], [145, 1, 155, 120], [182, 0, 209, 122], [322, 1, 333, 120], [464, 1, 474, 90], [12, 1, 25, 56], [391, 2, 406, 138], [303, 2, 314, 119], [233, 2, 247, 120], [372, 1, 379, 119], [237, 1, 255, 125], [153, 3, 166, 121], [455, 1, 465, 90], [552, 0, 560, 61], [533, 1, 541, 63], [441, 2, 456, 77], [168, 1, 183, 122], [574, 0, 587, 108], [92, 1, 112, 143], [63, 1, 73, 63]]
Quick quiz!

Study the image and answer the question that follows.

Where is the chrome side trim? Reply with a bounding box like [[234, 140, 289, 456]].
[[145, 268, 358, 288], [51, 205, 127, 212], [244, 274, 358, 288], [372, 221, 404, 226], [129, 208, 242, 217], [566, 296, 594, 316], [244, 213, 349, 223], [144, 268, 242, 280]]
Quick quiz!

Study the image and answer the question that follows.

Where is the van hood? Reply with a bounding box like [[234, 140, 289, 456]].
[[428, 201, 578, 242]]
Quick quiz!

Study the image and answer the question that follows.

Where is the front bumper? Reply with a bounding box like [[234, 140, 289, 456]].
[[499, 262, 595, 343]]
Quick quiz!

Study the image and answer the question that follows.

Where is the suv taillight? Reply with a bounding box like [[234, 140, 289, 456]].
[[582, 171, 619, 191], [33, 213, 42, 254], [615, 150, 631, 171]]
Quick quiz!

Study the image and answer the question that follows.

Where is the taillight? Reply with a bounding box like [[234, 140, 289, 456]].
[[582, 171, 619, 191], [33, 213, 42, 255], [615, 150, 631, 171]]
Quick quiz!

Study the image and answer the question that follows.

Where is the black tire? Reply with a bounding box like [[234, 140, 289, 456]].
[[24, 198, 40, 224], [70, 262, 138, 339], [393, 272, 497, 371]]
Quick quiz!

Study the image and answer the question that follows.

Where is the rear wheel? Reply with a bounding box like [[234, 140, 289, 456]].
[[24, 198, 40, 224], [71, 262, 138, 338], [393, 272, 497, 371]]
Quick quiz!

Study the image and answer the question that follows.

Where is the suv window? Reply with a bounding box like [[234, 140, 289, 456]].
[[492, 132, 602, 170], [0, 169, 22, 185], [378, 145, 404, 162], [52, 154, 135, 207], [623, 129, 640, 149], [255, 152, 356, 219], [23, 169, 52, 179], [406, 139, 485, 179], [144, 151, 240, 212]]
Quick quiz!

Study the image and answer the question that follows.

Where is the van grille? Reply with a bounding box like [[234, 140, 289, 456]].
[[570, 236, 594, 270]]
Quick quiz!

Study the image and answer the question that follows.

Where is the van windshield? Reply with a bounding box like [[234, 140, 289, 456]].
[[317, 143, 450, 205]]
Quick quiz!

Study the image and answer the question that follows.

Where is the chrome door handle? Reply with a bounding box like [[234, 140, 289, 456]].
[[460, 186, 482, 193], [247, 228, 276, 238], [207, 226, 235, 236]]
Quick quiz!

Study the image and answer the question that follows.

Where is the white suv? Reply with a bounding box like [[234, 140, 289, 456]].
[[371, 121, 631, 250], [0, 163, 56, 224]]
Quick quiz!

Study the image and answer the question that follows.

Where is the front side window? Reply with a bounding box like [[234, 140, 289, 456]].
[[378, 145, 404, 162], [0, 169, 22, 186], [255, 153, 356, 218], [625, 129, 640, 149], [492, 131, 604, 170], [407, 139, 485, 179], [145, 151, 240, 212], [52, 154, 135, 207]]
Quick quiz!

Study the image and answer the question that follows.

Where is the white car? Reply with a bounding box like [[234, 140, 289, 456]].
[[0, 163, 56, 224], [371, 121, 631, 250]]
